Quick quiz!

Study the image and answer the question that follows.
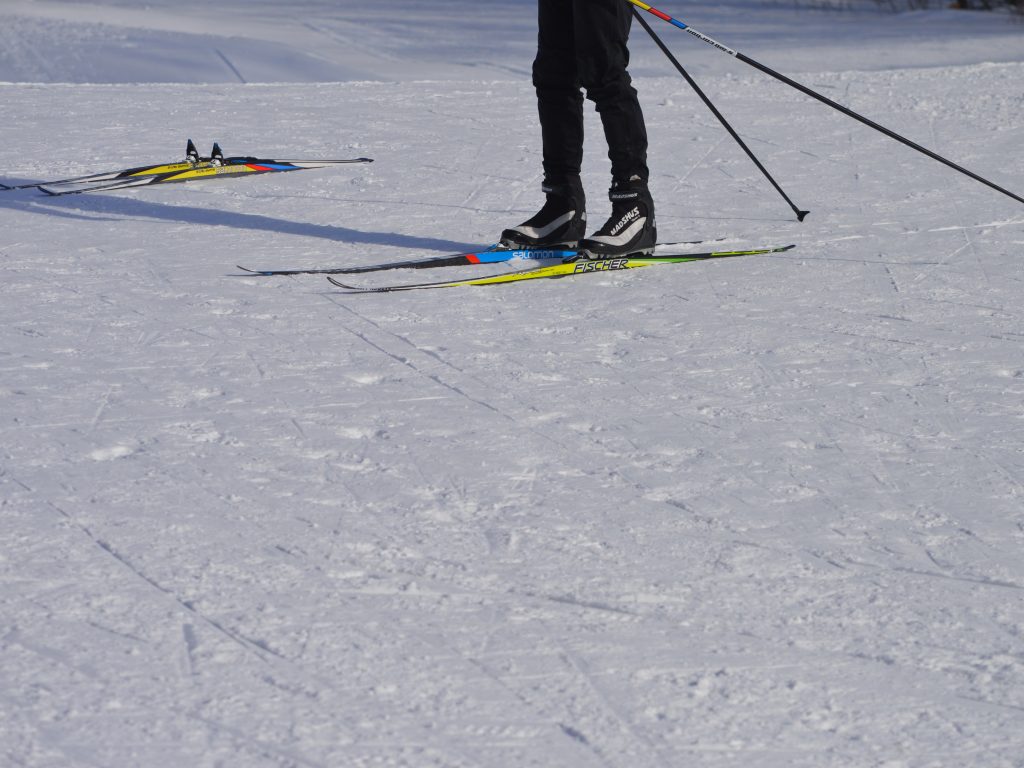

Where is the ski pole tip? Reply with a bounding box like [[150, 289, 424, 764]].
[[797, 210, 810, 222]]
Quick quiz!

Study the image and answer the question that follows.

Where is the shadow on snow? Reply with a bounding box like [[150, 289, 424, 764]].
[[0, 180, 480, 253]]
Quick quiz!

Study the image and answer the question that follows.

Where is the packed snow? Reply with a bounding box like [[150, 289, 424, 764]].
[[2, 1, 1023, 767]]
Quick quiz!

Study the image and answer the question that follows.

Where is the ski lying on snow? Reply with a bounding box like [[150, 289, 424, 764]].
[[326, 245, 795, 293], [39, 158, 373, 196], [235, 239, 723, 276], [2, 139, 373, 195]]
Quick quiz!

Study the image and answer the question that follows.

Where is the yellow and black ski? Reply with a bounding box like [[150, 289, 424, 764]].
[[2, 140, 372, 195]]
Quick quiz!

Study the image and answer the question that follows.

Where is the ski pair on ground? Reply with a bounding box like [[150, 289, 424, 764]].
[[238, 242, 796, 293], [237, 239, 723, 277], [0, 140, 373, 196]]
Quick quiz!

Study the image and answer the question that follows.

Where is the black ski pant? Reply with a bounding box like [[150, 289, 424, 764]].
[[534, 0, 649, 188]]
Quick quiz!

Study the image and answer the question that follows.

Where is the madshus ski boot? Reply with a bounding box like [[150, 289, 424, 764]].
[[578, 177, 656, 259]]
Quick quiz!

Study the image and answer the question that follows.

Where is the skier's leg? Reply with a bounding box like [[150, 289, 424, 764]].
[[573, 0, 649, 185], [501, 0, 588, 248], [574, 0, 656, 257], [534, 0, 585, 185]]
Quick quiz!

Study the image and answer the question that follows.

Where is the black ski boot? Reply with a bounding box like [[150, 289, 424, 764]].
[[578, 178, 656, 259], [501, 177, 587, 249]]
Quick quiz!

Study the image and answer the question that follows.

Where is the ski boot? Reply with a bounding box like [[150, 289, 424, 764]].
[[578, 177, 656, 259], [500, 177, 587, 249]]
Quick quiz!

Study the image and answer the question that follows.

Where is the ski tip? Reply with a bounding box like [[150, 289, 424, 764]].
[[0, 182, 10, 190], [235, 266, 297, 277], [796, 210, 810, 222]]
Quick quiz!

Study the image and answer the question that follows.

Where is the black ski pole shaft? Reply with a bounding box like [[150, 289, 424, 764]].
[[632, 7, 809, 221], [626, 0, 1024, 207]]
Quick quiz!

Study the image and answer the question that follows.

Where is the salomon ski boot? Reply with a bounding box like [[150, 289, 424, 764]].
[[500, 177, 587, 249], [578, 178, 656, 259]]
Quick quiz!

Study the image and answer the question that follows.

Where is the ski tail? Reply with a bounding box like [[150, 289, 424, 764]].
[[2, 169, 127, 191], [40, 176, 165, 196]]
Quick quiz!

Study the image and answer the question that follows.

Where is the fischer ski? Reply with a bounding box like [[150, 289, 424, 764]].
[[326, 245, 795, 293], [235, 239, 724, 276]]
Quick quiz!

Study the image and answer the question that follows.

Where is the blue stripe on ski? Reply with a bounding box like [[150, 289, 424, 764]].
[[472, 249, 576, 264]]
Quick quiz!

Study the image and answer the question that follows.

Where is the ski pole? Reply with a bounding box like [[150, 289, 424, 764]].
[[631, 7, 809, 221], [626, 0, 1024, 207]]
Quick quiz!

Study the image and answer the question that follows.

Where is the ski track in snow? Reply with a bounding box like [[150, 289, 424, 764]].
[[2, 3, 1024, 767]]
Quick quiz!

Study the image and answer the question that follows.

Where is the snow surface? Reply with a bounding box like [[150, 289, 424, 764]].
[[2, 1, 1024, 767]]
